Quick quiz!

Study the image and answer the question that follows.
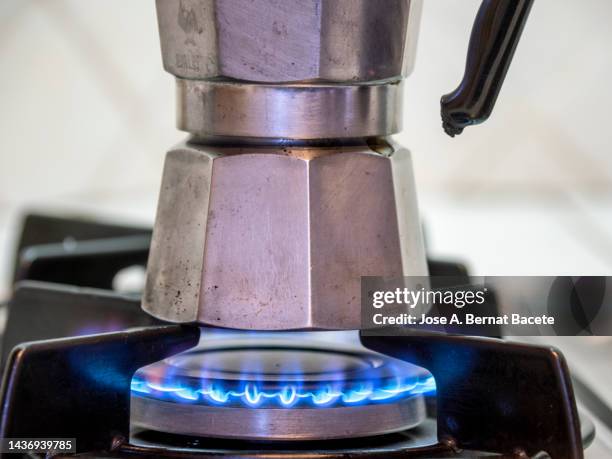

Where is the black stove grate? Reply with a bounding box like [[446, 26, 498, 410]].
[[0, 214, 591, 458]]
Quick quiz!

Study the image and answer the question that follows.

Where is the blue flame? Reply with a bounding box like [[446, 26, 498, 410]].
[[131, 373, 436, 408]]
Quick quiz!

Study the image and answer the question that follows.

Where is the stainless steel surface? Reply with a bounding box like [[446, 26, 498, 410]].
[[144, 146, 215, 322], [157, 0, 421, 139], [145, 0, 428, 329], [176, 79, 403, 139], [131, 394, 425, 441], [157, 0, 422, 83], [143, 140, 427, 330]]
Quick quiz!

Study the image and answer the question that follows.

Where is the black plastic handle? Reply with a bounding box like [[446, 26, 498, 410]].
[[441, 0, 534, 137]]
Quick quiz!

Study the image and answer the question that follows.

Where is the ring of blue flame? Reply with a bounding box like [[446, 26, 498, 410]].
[[131, 373, 436, 409]]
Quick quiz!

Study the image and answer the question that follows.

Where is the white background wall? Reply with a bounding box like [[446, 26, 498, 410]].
[[1, 0, 612, 298]]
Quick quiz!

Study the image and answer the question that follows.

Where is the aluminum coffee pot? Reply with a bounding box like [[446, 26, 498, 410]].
[[143, 0, 533, 330]]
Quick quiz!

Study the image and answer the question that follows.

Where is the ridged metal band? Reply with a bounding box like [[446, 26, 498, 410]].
[[131, 394, 425, 441], [176, 79, 403, 139]]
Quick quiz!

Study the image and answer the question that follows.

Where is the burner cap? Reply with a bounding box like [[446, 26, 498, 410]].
[[130, 339, 433, 441]]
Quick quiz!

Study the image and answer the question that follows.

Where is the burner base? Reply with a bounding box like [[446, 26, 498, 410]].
[[129, 339, 432, 441], [126, 419, 445, 458], [131, 392, 426, 441]]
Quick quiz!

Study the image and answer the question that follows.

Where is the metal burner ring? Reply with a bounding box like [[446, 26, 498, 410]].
[[130, 339, 431, 441], [131, 394, 425, 441]]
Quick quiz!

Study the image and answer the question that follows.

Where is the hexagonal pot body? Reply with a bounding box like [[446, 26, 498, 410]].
[[143, 141, 427, 330], [156, 0, 423, 83]]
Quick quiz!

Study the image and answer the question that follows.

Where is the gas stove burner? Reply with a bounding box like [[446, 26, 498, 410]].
[[130, 339, 433, 441]]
